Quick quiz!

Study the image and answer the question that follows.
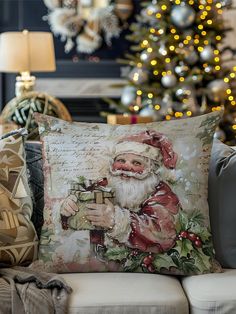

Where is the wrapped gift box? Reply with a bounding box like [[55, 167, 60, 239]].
[[107, 114, 153, 125], [61, 179, 115, 231]]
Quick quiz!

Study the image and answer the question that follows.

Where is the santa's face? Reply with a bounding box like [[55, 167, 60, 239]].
[[109, 153, 160, 210], [112, 153, 147, 180]]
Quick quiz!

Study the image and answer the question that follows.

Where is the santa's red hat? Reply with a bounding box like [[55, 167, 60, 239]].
[[114, 130, 177, 169]]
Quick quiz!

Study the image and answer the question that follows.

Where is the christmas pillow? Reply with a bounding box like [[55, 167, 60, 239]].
[[0, 130, 38, 266], [32, 111, 222, 275]]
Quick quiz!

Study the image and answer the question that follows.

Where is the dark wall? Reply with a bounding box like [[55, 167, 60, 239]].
[[0, 0, 140, 121]]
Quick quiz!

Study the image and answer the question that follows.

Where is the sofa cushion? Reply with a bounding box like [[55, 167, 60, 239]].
[[181, 269, 236, 314], [208, 139, 236, 268], [32, 111, 222, 275], [0, 130, 38, 266], [61, 272, 189, 314]]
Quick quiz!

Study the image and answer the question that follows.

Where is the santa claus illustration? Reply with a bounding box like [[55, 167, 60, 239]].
[[60, 130, 181, 255]]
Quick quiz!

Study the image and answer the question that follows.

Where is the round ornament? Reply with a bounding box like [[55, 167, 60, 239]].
[[214, 127, 226, 142], [200, 45, 214, 62], [114, 0, 134, 22], [161, 74, 177, 88], [184, 49, 198, 65], [121, 86, 137, 106], [175, 63, 189, 76], [207, 79, 229, 102], [129, 67, 149, 84], [170, 4, 196, 28]]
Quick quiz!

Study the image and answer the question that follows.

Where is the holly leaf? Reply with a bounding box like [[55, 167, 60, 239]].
[[191, 249, 211, 273], [181, 259, 200, 274], [123, 255, 143, 272], [153, 254, 177, 272], [202, 240, 215, 258], [105, 247, 130, 262], [175, 239, 194, 257], [168, 250, 181, 267]]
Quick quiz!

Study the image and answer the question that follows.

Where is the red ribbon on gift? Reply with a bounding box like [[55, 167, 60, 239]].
[[81, 178, 108, 192]]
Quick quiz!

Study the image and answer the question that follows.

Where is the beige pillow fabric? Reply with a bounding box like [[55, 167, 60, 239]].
[[0, 131, 38, 266], [33, 111, 222, 275]]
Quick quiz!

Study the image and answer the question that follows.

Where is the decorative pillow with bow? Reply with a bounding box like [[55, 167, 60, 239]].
[[32, 111, 222, 275], [0, 130, 38, 266]]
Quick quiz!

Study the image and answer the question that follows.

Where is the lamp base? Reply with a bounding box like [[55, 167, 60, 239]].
[[15, 74, 35, 97]]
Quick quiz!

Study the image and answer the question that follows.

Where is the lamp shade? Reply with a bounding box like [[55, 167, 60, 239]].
[[0, 31, 56, 73]]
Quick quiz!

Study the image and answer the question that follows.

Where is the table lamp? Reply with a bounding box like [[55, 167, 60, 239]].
[[0, 30, 56, 96]]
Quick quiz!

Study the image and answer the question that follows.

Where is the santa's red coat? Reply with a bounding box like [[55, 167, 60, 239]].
[[91, 181, 181, 254], [128, 181, 180, 253]]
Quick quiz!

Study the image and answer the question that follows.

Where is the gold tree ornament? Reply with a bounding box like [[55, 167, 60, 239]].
[[43, 0, 134, 54]]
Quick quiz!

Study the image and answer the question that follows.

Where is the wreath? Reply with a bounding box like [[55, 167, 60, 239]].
[[43, 0, 134, 54], [0, 92, 72, 139]]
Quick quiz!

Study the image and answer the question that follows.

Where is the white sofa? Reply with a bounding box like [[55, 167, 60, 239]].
[[60, 269, 236, 314]]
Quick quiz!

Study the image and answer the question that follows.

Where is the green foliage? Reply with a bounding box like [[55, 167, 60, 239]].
[[153, 254, 176, 272], [168, 249, 200, 274], [123, 254, 145, 272], [104, 247, 130, 261]]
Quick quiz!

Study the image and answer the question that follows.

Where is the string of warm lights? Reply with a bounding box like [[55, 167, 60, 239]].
[[119, 0, 236, 143]]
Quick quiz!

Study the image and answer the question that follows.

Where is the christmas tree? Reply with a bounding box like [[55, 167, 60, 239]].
[[117, 0, 236, 144]]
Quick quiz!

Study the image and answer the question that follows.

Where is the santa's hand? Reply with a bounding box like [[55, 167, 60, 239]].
[[60, 195, 78, 217], [85, 199, 115, 229]]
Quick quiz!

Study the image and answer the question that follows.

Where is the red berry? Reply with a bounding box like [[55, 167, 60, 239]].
[[180, 231, 188, 239], [194, 240, 202, 248], [187, 232, 198, 242], [143, 255, 153, 266], [147, 264, 155, 273]]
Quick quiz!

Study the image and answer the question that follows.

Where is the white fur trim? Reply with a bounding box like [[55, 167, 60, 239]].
[[114, 141, 160, 161], [105, 205, 131, 244], [76, 33, 102, 53]]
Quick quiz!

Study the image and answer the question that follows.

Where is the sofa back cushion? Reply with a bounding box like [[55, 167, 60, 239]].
[[25, 142, 44, 238], [208, 139, 236, 268]]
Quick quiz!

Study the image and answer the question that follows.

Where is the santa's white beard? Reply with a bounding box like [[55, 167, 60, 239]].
[[109, 172, 160, 211]]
